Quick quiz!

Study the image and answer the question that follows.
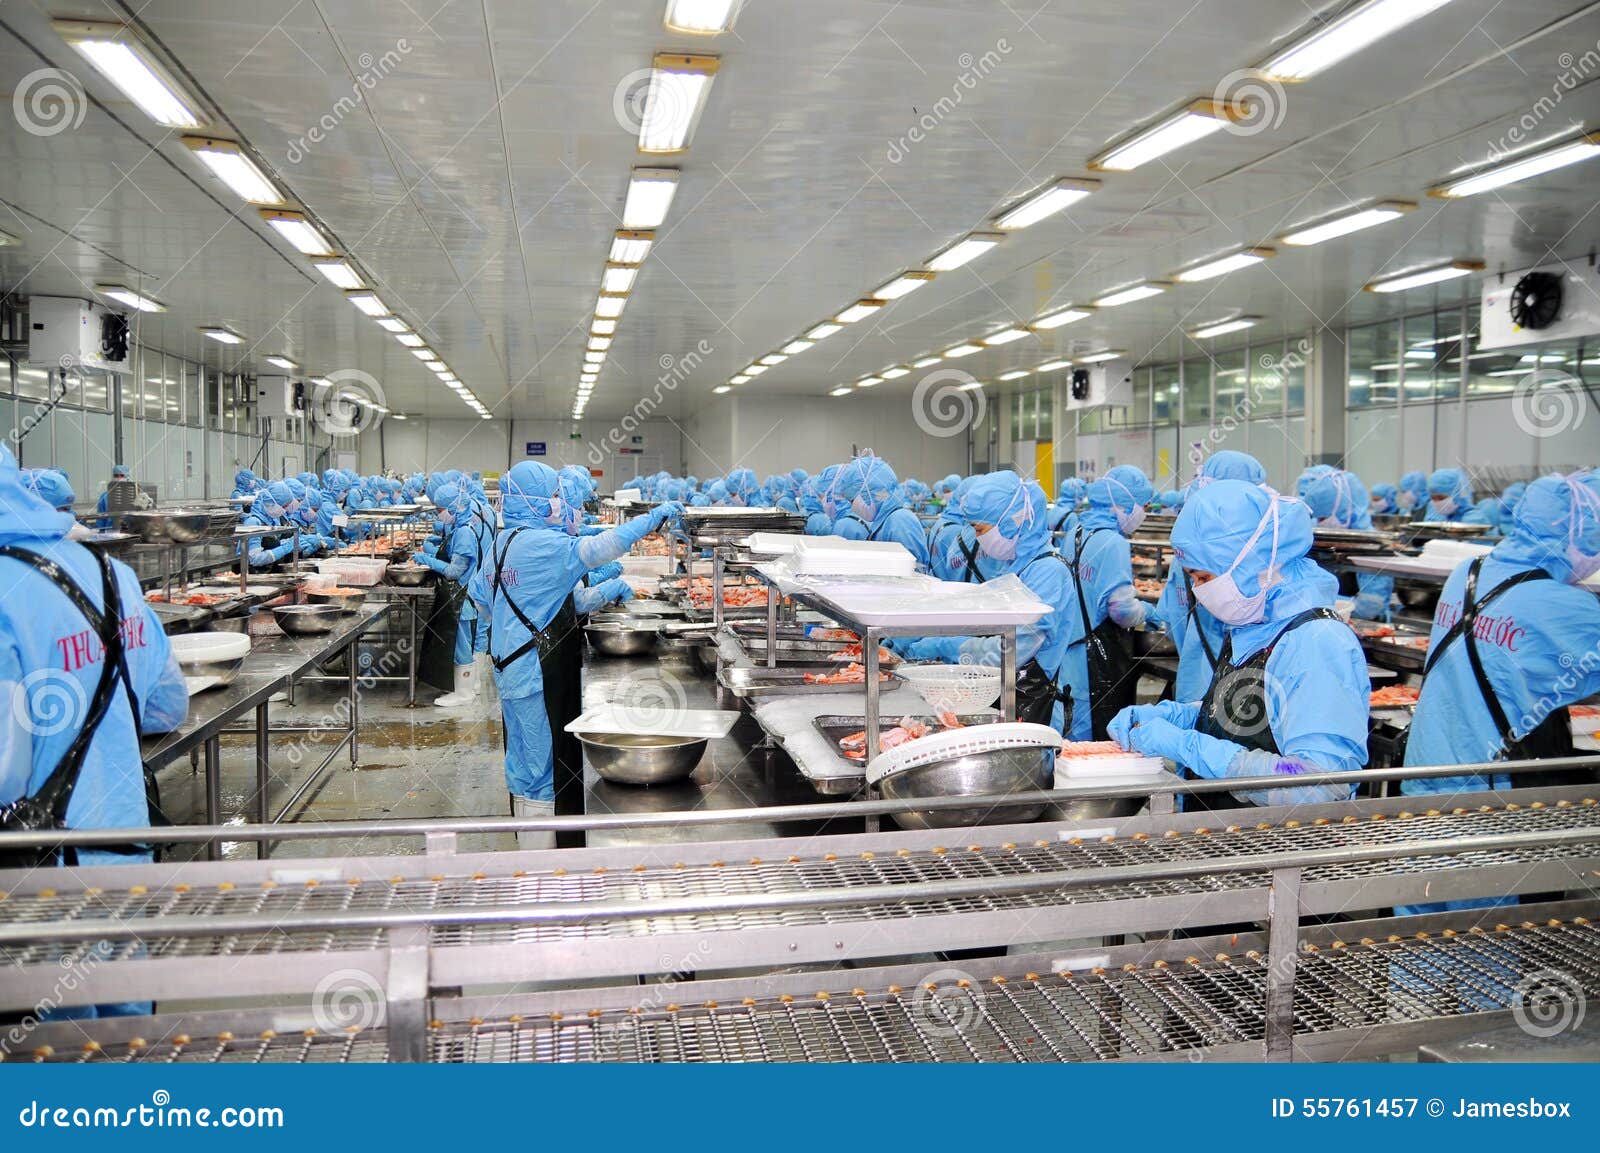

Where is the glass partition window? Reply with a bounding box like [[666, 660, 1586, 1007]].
[[1403, 310, 1462, 402], [1347, 320, 1399, 408], [1212, 348, 1247, 417], [1181, 358, 1210, 423], [1152, 364, 1179, 423]]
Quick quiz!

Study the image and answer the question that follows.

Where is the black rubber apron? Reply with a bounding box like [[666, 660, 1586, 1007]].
[[488, 530, 586, 848], [1408, 558, 1584, 786], [0, 545, 155, 868], [1066, 525, 1138, 741], [1185, 607, 1340, 813]]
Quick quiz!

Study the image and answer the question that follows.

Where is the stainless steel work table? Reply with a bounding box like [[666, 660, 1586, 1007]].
[[142, 605, 390, 859]]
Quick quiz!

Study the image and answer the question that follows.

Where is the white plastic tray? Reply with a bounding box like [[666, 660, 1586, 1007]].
[[170, 631, 251, 662], [741, 532, 823, 556], [794, 537, 915, 578], [1055, 745, 1165, 780], [565, 706, 740, 740]]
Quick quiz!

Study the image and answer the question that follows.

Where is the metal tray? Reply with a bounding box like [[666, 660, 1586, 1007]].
[[717, 664, 902, 699], [810, 713, 998, 764], [1359, 632, 1432, 673]]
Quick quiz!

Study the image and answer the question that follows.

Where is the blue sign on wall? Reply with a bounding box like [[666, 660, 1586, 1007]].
[[526, 442, 547, 456]]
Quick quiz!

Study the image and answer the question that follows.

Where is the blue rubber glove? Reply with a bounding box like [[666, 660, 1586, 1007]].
[[611, 580, 636, 604], [1122, 717, 1197, 763], [589, 561, 624, 583], [654, 500, 685, 527], [271, 541, 296, 563], [1107, 702, 1193, 747], [299, 538, 320, 555], [412, 552, 428, 566]]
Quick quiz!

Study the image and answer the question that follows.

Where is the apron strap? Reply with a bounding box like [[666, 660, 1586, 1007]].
[[1183, 569, 1219, 669], [489, 528, 553, 673]]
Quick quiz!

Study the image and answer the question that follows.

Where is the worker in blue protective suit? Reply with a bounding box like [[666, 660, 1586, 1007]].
[[704, 479, 729, 506], [313, 484, 345, 543], [403, 473, 426, 502], [1159, 489, 1184, 510], [415, 482, 493, 708], [231, 468, 261, 501], [288, 487, 335, 556], [828, 456, 931, 571], [723, 467, 760, 507], [1369, 483, 1400, 516], [801, 470, 834, 535], [790, 467, 808, 486], [1109, 480, 1370, 811], [94, 464, 140, 529], [1154, 450, 1269, 703], [1397, 470, 1428, 515], [1397, 473, 1600, 914], [0, 446, 187, 1018], [928, 478, 989, 583], [467, 462, 683, 849], [900, 475, 1076, 730], [818, 464, 868, 540], [1048, 477, 1086, 536], [1294, 463, 1336, 501], [344, 481, 378, 540], [1051, 466, 1155, 739], [238, 481, 310, 569], [1304, 469, 1394, 621], [1425, 467, 1490, 523]]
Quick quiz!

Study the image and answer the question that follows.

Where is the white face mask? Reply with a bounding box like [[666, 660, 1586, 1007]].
[[1398, 490, 1417, 510], [1564, 476, 1600, 584], [851, 494, 878, 523], [1189, 499, 1283, 626], [976, 525, 1016, 561], [1106, 477, 1146, 535], [1433, 495, 1459, 517]]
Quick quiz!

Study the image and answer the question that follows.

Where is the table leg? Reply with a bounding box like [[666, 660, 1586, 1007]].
[[1001, 628, 1018, 722], [765, 584, 777, 669], [255, 702, 270, 858], [406, 597, 419, 707], [348, 636, 360, 768], [864, 626, 882, 834], [204, 735, 221, 862]]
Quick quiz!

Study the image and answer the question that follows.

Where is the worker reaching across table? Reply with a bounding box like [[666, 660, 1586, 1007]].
[[238, 480, 309, 569], [468, 462, 682, 850], [1057, 465, 1153, 740], [1109, 480, 1370, 811], [0, 445, 187, 1018], [827, 455, 931, 571]]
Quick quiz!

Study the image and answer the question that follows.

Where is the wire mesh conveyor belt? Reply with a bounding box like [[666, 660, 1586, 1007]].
[[2, 798, 1597, 963], [14, 918, 1598, 1064]]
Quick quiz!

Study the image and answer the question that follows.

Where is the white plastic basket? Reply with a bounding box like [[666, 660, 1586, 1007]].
[[866, 722, 1062, 785], [315, 557, 389, 587], [895, 663, 1003, 711]]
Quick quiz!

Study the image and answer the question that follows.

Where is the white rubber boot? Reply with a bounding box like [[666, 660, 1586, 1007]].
[[475, 652, 499, 705], [434, 662, 477, 708], [511, 795, 555, 850]]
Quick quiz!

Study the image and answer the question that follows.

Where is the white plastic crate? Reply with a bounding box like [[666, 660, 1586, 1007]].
[[315, 557, 389, 586]]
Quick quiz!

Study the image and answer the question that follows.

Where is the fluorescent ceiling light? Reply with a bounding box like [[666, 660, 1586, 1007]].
[[429, 362, 451, 375], [998, 370, 1029, 381], [264, 356, 297, 370], [881, 366, 910, 379], [622, 168, 680, 228], [744, 363, 769, 376], [872, 271, 936, 300], [911, 356, 942, 368], [638, 53, 719, 153], [1031, 305, 1092, 330], [665, 0, 742, 34], [397, 333, 424, 347], [856, 376, 883, 388], [391, 413, 408, 421], [1089, 100, 1238, 172], [200, 327, 243, 344], [1364, 260, 1483, 293], [592, 318, 618, 336], [259, 209, 334, 256], [1094, 282, 1166, 307], [579, 374, 597, 384], [780, 339, 814, 355], [981, 326, 1031, 346], [309, 376, 331, 387], [610, 230, 654, 263], [993, 177, 1099, 229], [828, 387, 852, 397], [601, 264, 638, 293], [755, 354, 785, 366], [729, 374, 750, 385], [1260, 0, 1458, 82], [712, 385, 731, 394], [1078, 350, 1126, 364], [346, 291, 389, 317], [1432, 132, 1600, 198], [1278, 200, 1416, 246], [584, 351, 606, 364], [412, 348, 437, 361], [926, 231, 1003, 271], [589, 336, 613, 351], [0, 230, 18, 246], [183, 137, 282, 204], [805, 323, 843, 340], [1035, 359, 1071, 372], [1405, 349, 1438, 359], [1190, 317, 1260, 340], [834, 299, 884, 324], [596, 293, 628, 318], [1174, 247, 1275, 282], [54, 20, 203, 128], [958, 380, 986, 392], [376, 317, 408, 333], [94, 284, 165, 313], [943, 343, 983, 359], [1486, 368, 1529, 378]]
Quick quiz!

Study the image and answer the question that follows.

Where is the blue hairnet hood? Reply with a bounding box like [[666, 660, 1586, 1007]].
[[501, 461, 561, 528], [1428, 467, 1473, 503], [1057, 477, 1086, 502], [0, 447, 74, 542], [959, 472, 1050, 560], [24, 469, 75, 510], [1497, 472, 1600, 583], [1304, 469, 1369, 527], [1201, 450, 1266, 485], [1171, 481, 1314, 599], [1295, 463, 1336, 499], [1087, 465, 1152, 511]]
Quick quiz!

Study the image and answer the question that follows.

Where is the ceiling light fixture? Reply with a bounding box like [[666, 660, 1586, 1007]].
[[1094, 282, 1167, 307], [601, 263, 638, 293], [943, 343, 982, 359], [412, 348, 437, 361], [609, 229, 654, 263], [856, 376, 883, 388], [1190, 316, 1260, 340], [200, 326, 243, 345], [926, 231, 1004, 271], [259, 209, 335, 256], [1278, 200, 1416, 246], [94, 284, 165, 313], [1077, 350, 1126, 364], [957, 380, 986, 392], [345, 291, 389, 318], [834, 299, 885, 324], [622, 167, 680, 228], [758, 353, 787, 366], [712, 385, 732, 394], [397, 333, 424, 347], [1035, 359, 1071, 373], [1174, 247, 1275, 282], [664, 0, 742, 34], [54, 19, 204, 128], [1364, 259, 1484, 293], [311, 259, 363, 289], [589, 336, 613, 351], [780, 339, 814, 355], [1031, 304, 1093, 330], [828, 387, 852, 397], [1260, 0, 1458, 82], [872, 271, 936, 300], [638, 53, 719, 153], [744, 363, 768, 376], [997, 370, 1029, 381], [376, 317, 408, 333], [591, 318, 618, 335], [911, 356, 942, 368], [182, 137, 283, 204], [595, 293, 628, 318], [264, 356, 297, 370], [1431, 131, 1600, 197], [981, 326, 1031, 346], [881, 366, 910, 379], [805, 322, 843, 340], [993, 177, 1099, 229], [1089, 100, 1239, 172], [729, 374, 750, 385]]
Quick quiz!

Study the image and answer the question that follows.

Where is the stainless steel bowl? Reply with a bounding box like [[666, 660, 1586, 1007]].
[[387, 563, 432, 587], [209, 615, 249, 635], [577, 733, 706, 785], [273, 604, 341, 635], [1044, 795, 1143, 823], [876, 747, 1054, 829], [119, 509, 214, 544], [585, 622, 657, 657], [309, 589, 367, 613]]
